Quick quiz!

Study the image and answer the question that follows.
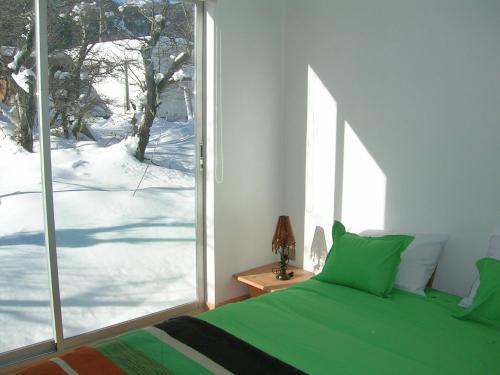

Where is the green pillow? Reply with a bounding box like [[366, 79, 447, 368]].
[[315, 221, 414, 297], [456, 258, 500, 327]]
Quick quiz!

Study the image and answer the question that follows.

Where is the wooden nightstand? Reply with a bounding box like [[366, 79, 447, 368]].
[[233, 263, 315, 298]]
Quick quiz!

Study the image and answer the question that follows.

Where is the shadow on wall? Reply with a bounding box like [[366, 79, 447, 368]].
[[304, 66, 387, 274], [310, 226, 328, 273]]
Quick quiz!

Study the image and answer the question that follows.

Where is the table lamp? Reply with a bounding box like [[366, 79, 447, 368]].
[[272, 215, 296, 280]]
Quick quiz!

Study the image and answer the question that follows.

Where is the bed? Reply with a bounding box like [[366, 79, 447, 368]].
[[17, 279, 500, 374]]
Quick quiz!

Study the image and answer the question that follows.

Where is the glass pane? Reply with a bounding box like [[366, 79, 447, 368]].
[[47, 0, 198, 337], [0, 1, 54, 352]]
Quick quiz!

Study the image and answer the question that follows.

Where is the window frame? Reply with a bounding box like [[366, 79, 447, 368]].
[[0, 0, 206, 369]]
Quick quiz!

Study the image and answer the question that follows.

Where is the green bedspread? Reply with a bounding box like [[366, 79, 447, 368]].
[[198, 279, 500, 375]]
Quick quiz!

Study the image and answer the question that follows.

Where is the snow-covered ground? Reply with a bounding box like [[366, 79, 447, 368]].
[[0, 112, 197, 353]]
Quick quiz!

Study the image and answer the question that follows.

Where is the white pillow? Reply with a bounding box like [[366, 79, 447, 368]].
[[362, 230, 448, 296], [459, 235, 500, 308]]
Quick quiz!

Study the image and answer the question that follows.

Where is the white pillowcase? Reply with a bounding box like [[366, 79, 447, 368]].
[[362, 230, 449, 296], [459, 235, 500, 308]]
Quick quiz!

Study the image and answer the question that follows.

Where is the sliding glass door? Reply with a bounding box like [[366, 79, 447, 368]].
[[0, 1, 54, 354], [0, 0, 203, 365]]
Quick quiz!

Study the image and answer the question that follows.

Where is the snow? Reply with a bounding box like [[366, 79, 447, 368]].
[[123, 134, 139, 156], [55, 89, 68, 98], [115, 0, 148, 6], [171, 69, 185, 82], [155, 14, 165, 23], [154, 72, 165, 84], [0, 46, 16, 58], [60, 72, 71, 80], [1, 8, 198, 350], [0, 112, 196, 352], [72, 3, 93, 15], [7, 50, 23, 71], [0, 117, 17, 144], [174, 52, 186, 63], [55, 70, 71, 80], [11, 68, 36, 93], [137, 91, 147, 105]]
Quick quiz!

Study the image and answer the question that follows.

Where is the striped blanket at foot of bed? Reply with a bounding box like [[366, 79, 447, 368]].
[[16, 317, 304, 374]]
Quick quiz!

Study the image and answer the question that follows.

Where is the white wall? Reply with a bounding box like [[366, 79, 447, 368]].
[[206, 0, 285, 304], [282, 0, 500, 297]]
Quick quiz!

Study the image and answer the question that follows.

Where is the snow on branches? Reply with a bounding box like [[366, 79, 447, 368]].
[[11, 69, 35, 93]]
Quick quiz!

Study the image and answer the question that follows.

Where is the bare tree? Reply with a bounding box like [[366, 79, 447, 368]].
[[48, 0, 123, 141], [112, 0, 194, 161], [48, 1, 101, 139], [3, 6, 36, 152]]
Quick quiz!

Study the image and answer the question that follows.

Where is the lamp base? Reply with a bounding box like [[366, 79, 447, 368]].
[[276, 271, 294, 280], [274, 250, 295, 280]]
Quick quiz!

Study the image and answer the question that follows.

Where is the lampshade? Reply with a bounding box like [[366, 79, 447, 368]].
[[272, 215, 296, 260]]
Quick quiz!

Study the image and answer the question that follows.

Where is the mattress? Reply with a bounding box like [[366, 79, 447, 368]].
[[199, 279, 500, 374], [16, 279, 500, 374]]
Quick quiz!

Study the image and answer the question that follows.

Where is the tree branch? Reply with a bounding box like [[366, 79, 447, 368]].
[[156, 51, 190, 92]]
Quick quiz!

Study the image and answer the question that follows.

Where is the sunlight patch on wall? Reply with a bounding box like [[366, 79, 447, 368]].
[[303, 65, 336, 273], [341, 122, 386, 232]]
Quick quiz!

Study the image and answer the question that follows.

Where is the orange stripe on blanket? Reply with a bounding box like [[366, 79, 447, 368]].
[[60, 346, 125, 374], [16, 360, 67, 375]]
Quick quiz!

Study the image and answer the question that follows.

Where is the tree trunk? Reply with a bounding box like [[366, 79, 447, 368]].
[[134, 1, 192, 162], [135, 52, 157, 162], [49, 30, 89, 134], [183, 87, 193, 121], [61, 108, 69, 139], [124, 60, 130, 111], [98, 0, 106, 42], [10, 20, 35, 152], [50, 111, 60, 128], [72, 115, 96, 141], [14, 77, 35, 152]]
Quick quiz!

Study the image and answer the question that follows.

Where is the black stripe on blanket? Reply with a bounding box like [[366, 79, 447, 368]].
[[155, 316, 306, 375]]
